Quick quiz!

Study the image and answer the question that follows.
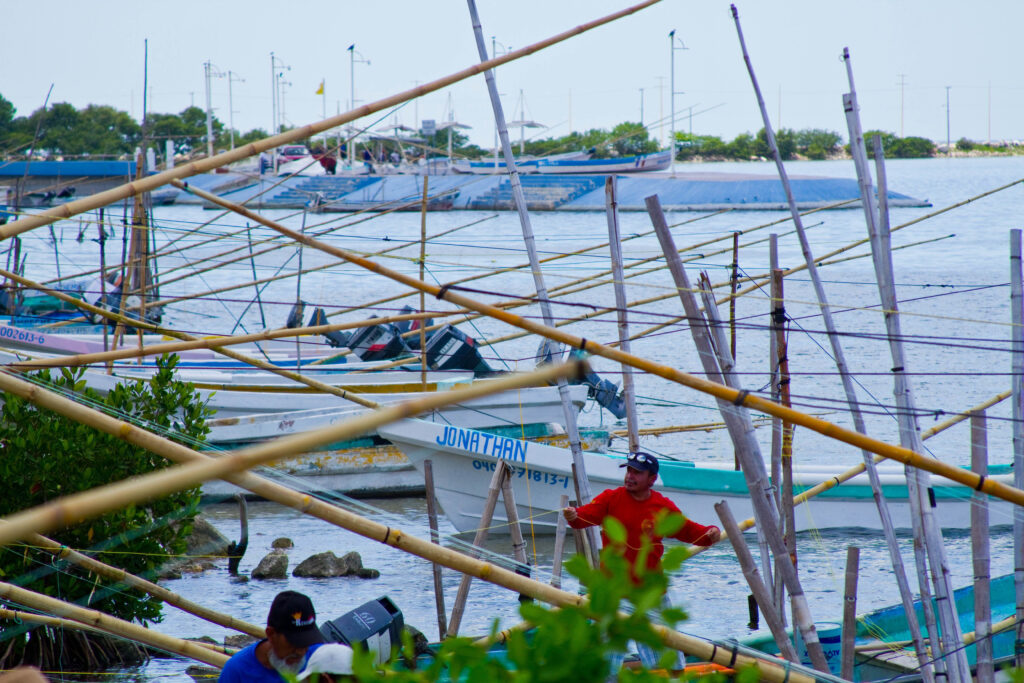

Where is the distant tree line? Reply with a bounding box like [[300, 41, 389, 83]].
[[0, 92, 953, 163], [0, 93, 268, 161]]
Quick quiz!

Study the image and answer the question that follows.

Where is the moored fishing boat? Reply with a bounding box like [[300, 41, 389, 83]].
[[534, 149, 673, 174], [376, 419, 1015, 534]]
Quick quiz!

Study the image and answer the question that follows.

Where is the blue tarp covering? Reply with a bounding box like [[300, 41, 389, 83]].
[[0, 160, 136, 177]]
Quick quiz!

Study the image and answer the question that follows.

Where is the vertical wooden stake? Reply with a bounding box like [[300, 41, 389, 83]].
[[714, 501, 799, 663], [730, 231, 739, 360], [551, 494, 569, 589], [840, 546, 860, 680], [419, 176, 429, 388], [98, 208, 109, 356], [447, 461, 507, 636], [772, 268, 796, 574], [500, 470, 532, 602], [971, 412, 994, 683], [423, 459, 448, 640]]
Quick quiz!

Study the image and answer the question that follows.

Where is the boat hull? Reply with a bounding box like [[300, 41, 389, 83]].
[[377, 419, 1014, 534]]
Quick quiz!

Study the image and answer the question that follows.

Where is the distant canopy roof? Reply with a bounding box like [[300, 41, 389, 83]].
[[437, 121, 471, 131]]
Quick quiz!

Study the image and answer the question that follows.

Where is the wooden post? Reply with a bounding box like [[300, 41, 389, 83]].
[[715, 500, 799, 663], [840, 546, 860, 680], [447, 461, 508, 636], [605, 176, 640, 452], [647, 195, 830, 673], [419, 176, 430, 388], [551, 494, 569, 589], [570, 464, 598, 568], [772, 268, 796, 576], [971, 412, 994, 683], [246, 224, 266, 329], [98, 208, 109, 356], [730, 231, 739, 359], [1011, 229, 1024, 670], [500, 469, 532, 602], [424, 459, 448, 640]]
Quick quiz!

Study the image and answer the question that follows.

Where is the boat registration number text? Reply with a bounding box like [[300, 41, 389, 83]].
[[472, 459, 570, 488]]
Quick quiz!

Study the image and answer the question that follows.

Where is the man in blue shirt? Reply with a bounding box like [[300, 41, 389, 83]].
[[219, 590, 325, 682]]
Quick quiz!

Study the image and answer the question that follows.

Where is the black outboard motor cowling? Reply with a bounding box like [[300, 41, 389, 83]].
[[394, 304, 434, 351], [347, 318, 411, 361], [424, 324, 492, 375], [308, 307, 350, 349]]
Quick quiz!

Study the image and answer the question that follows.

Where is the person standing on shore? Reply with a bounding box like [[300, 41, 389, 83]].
[[219, 590, 325, 682]]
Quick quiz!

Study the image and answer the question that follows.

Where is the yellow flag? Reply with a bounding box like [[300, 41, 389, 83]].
[[315, 80, 324, 95]]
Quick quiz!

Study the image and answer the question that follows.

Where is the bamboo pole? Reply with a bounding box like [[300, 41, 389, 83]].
[[447, 461, 508, 636], [499, 469, 531, 598], [0, 581, 229, 667], [840, 546, 860, 680], [196, 180, 1024, 508], [1010, 228, 1024, 670], [605, 176, 640, 452], [767, 236, 784, 621], [772, 269, 796, 582], [648, 194, 829, 673], [0, 360, 582, 549], [466, 0, 598, 564], [423, 459, 448, 640], [15, 531, 264, 638], [419, 177, 429, 388], [971, 411, 994, 683], [0, 0, 664, 240], [730, 232, 739, 359], [864, 131, 965, 680], [551, 493, 569, 590], [732, 8, 932, 676], [714, 501, 799, 663]]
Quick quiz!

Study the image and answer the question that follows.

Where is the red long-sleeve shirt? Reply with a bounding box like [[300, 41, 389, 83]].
[[568, 487, 718, 575]]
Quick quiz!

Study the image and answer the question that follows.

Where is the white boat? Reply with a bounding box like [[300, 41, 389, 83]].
[[534, 150, 673, 174], [377, 419, 1014, 534], [450, 151, 591, 175]]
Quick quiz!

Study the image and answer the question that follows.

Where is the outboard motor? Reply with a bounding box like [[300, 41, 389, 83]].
[[347, 317, 411, 361], [568, 350, 627, 419], [424, 324, 492, 375], [393, 304, 434, 351], [308, 307, 350, 349], [285, 300, 306, 329], [319, 596, 404, 666]]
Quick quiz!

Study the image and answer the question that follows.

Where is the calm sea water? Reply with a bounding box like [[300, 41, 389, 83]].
[[12, 156, 1024, 680]]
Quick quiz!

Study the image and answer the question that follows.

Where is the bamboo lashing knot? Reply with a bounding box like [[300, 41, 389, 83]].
[[578, 338, 588, 351], [435, 283, 452, 300], [479, 563, 492, 579], [890, 365, 905, 373], [974, 474, 987, 491], [298, 495, 314, 513], [771, 305, 787, 325], [731, 389, 750, 406], [382, 526, 393, 544]]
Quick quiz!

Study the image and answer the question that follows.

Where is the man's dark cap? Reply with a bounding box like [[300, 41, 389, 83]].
[[267, 591, 325, 647], [620, 451, 659, 475]]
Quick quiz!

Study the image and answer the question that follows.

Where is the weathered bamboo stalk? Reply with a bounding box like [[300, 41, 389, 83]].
[[419, 177, 429, 388], [551, 493, 569, 590], [840, 546, 860, 680], [200, 184, 1024, 507], [605, 176, 640, 452], [423, 459, 447, 640], [772, 269, 796, 586], [864, 132, 965, 680], [715, 501, 799, 663], [1, 0, 664, 239], [733, 8, 932, 676], [971, 411, 994, 683], [648, 194, 829, 672], [499, 469, 531, 597], [447, 461, 508, 636], [0, 581, 229, 667], [467, 0, 597, 564], [17, 531, 264, 637], [0, 360, 582, 549]]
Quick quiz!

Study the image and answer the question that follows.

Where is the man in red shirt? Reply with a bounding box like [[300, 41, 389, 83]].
[[564, 451, 720, 577], [563, 451, 720, 672]]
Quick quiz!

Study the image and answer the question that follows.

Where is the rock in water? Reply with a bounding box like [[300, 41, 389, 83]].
[[293, 551, 344, 578], [184, 516, 231, 557], [252, 550, 288, 579], [272, 537, 294, 549], [337, 551, 364, 574]]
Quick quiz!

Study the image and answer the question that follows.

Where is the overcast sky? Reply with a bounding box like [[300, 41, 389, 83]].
[[3, 0, 1021, 149]]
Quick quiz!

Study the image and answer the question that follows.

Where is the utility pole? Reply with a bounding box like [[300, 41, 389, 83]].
[[203, 60, 214, 157], [669, 30, 687, 176], [639, 87, 644, 126], [897, 73, 907, 137], [347, 44, 370, 164], [228, 71, 244, 150], [945, 85, 951, 155], [656, 76, 665, 146]]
